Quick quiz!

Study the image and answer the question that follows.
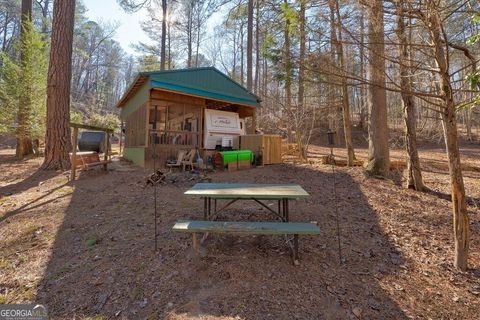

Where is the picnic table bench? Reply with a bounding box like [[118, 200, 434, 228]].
[[173, 220, 320, 264]]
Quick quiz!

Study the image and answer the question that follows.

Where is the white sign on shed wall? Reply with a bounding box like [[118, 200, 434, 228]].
[[204, 109, 244, 149]]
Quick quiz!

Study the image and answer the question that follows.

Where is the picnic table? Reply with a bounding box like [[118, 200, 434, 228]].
[[184, 183, 309, 222]]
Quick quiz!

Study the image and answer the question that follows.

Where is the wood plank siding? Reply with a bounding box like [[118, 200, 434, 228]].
[[125, 103, 147, 147]]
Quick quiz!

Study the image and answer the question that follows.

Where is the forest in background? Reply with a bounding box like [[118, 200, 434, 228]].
[[2, 0, 478, 144], [0, 0, 479, 271]]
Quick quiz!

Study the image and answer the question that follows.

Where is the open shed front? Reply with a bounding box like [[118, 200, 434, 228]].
[[118, 68, 259, 168]]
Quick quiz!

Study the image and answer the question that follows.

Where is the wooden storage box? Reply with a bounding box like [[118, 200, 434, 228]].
[[239, 134, 282, 165], [228, 160, 251, 171]]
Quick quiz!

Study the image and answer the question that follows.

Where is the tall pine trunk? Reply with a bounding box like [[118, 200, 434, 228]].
[[17, 0, 34, 159], [42, 0, 76, 170], [365, 0, 390, 177], [160, 0, 167, 70], [395, 1, 425, 191]]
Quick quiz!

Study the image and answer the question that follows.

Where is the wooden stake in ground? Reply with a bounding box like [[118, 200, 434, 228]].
[[42, 0, 76, 170]]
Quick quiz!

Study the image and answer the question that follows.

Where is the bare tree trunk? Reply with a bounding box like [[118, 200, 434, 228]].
[[167, 7, 171, 69], [465, 108, 472, 140], [39, 0, 50, 37], [328, 2, 341, 138], [42, 0, 76, 170], [240, 22, 244, 86], [333, 0, 355, 165], [187, 4, 193, 68], [395, 1, 425, 191], [359, 8, 366, 129], [160, 0, 167, 70], [254, 0, 260, 94], [246, 0, 253, 91], [283, 0, 292, 142], [427, 4, 469, 271], [16, 0, 34, 159], [365, 0, 390, 177], [232, 26, 237, 79], [297, 0, 305, 111], [1, 11, 10, 53], [296, 0, 307, 160], [326, 4, 340, 135]]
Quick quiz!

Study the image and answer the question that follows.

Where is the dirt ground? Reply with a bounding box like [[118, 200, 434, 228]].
[[0, 144, 479, 319]]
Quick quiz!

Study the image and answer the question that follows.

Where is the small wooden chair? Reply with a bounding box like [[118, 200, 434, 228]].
[[166, 150, 186, 171], [182, 148, 196, 171]]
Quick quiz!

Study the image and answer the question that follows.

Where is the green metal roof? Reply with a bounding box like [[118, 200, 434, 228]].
[[116, 67, 260, 109]]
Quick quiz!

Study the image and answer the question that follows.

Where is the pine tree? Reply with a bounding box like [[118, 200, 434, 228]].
[[42, 0, 76, 170]]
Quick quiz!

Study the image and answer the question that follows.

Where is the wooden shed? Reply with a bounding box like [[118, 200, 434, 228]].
[[116, 67, 261, 167]]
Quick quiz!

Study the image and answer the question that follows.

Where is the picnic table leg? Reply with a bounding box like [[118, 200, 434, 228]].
[[208, 197, 211, 220], [281, 199, 287, 221], [203, 198, 207, 219], [278, 200, 281, 220], [192, 232, 198, 253], [214, 199, 217, 214], [285, 199, 290, 222], [293, 234, 299, 265]]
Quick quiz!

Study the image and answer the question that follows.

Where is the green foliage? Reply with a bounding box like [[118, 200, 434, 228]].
[[465, 34, 480, 45], [280, 1, 299, 36], [466, 71, 480, 89], [0, 21, 48, 139], [0, 53, 19, 134], [88, 113, 119, 131], [137, 54, 161, 72], [71, 110, 119, 132], [70, 111, 83, 124], [466, 13, 480, 92], [86, 238, 97, 248]]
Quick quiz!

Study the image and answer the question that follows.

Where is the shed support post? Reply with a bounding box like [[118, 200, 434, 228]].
[[71, 127, 78, 181], [119, 122, 123, 156], [103, 132, 109, 171]]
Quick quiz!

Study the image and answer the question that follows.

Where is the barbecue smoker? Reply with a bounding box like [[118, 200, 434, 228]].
[[78, 131, 109, 153]]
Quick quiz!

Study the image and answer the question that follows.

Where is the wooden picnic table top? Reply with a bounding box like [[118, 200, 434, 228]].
[[184, 183, 310, 199]]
